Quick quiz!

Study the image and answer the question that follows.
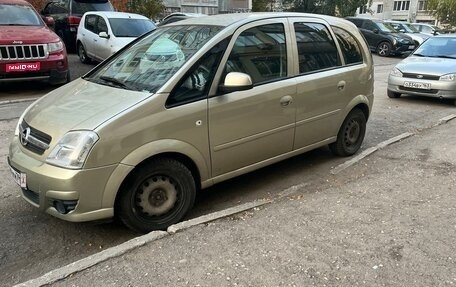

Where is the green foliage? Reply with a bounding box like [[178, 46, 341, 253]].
[[427, 0, 456, 26], [252, 0, 271, 11], [284, 0, 369, 17], [129, 0, 164, 19]]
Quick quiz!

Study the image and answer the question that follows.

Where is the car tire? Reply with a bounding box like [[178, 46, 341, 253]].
[[377, 41, 392, 57], [116, 158, 196, 233], [78, 43, 91, 64], [329, 108, 366, 157], [387, 90, 401, 98]]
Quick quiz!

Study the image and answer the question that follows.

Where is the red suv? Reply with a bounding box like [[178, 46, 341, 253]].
[[0, 0, 69, 85]]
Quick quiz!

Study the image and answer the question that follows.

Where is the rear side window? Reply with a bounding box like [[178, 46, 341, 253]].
[[224, 23, 287, 85], [71, 0, 113, 15], [84, 14, 96, 32], [331, 26, 363, 65], [294, 22, 339, 74]]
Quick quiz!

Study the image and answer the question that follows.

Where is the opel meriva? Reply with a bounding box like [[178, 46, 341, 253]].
[[8, 13, 374, 232]]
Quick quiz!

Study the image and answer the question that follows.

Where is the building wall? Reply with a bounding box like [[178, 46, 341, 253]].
[[355, 0, 438, 25]]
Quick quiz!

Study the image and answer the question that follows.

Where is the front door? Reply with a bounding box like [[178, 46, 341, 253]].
[[208, 19, 296, 179]]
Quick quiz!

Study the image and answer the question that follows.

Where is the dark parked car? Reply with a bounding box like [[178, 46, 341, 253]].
[[41, 0, 114, 51], [0, 0, 69, 85], [346, 17, 416, 57]]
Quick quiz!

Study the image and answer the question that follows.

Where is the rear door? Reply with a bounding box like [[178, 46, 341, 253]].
[[289, 19, 350, 149], [208, 19, 296, 179], [80, 14, 98, 59]]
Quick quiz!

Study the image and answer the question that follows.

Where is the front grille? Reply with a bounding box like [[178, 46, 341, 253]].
[[403, 73, 440, 80], [23, 189, 39, 205], [0, 44, 48, 60], [20, 121, 52, 155], [400, 86, 438, 94]]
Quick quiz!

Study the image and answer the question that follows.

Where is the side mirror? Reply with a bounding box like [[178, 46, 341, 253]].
[[43, 16, 55, 28], [99, 31, 110, 39], [219, 72, 253, 93], [373, 28, 379, 34]]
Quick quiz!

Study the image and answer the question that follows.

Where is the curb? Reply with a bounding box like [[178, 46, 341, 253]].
[[14, 199, 271, 287], [0, 97, 39, 106], [331, 114, 456, 175]]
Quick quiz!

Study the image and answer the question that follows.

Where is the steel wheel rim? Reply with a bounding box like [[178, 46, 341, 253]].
[[79, 45, 86, 61], [136, 175, 178, 217], [344, 119, 360, 147]]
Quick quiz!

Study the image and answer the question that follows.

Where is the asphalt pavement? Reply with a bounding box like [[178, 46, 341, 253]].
[[15, 114, 456, 286]]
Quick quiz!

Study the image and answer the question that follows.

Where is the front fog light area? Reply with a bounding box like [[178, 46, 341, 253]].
[[46, 131, 99, 169], [53, 200, 78, 214]]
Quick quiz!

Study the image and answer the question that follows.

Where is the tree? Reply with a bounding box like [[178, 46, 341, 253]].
[[283, 0, 369, 17], [128, 0, 164, 19], [252, 0, 270, 11], [426, 0, 456, 26]]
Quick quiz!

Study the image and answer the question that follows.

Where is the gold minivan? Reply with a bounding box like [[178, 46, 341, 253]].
[[8, 13, 374, 232]]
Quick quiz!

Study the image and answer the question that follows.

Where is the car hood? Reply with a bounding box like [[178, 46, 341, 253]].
[[396, 56, 456, 75], [24, 78, 151, 142], [0, 26, 60, 44]]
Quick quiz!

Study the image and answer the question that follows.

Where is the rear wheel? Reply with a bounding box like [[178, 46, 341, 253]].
[[117, 158, 196, 233], [387, 90, 401, 98], [78, 43, 91, 64], [330, 108, 366, 157], [377, 41, 392, 57]]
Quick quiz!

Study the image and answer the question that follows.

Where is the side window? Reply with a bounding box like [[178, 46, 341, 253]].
[[97, 17, 108, 34], [331, 26, 363, 65], [294, 22, 339, 74], [224, 23, 287, 85], [363, 21, 377, 31], [85, 15, 96, 33], [166, 38, 229, 108]]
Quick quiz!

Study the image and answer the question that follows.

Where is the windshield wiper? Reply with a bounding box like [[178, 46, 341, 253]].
[[434, 55, 456, 59], [99, 76, 131, 90]]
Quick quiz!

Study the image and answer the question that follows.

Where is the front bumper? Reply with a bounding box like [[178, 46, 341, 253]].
[[0, 53, 68, 84], [392, 42, 415, 55], [8, 137, 117, 222], [388, 75, 456, 99]]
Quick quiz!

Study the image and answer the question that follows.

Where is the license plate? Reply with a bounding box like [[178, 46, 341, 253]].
[[6, 62, 41, 72], [409, 45, 416, 49], [9, 165, 27, 188], [404, 81, 431, 90]]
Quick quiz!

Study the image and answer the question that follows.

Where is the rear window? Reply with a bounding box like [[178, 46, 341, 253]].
[[71, 0, 113, 15], [0, 4, 43, 26], [109, 18, 156, 37]]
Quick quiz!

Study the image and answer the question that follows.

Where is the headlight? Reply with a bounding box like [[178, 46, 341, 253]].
[[440, 73, 456, 81], [46, 131, 99, 169], [48, 41, 64, 53], [390, 67, 403, 77]]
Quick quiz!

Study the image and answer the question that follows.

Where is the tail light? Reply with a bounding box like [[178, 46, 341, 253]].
[[67, 16, 81, 26]]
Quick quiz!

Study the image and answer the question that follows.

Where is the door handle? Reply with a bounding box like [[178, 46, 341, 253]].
[[337, 81, 346, 91], [280, 95, 293, 107]]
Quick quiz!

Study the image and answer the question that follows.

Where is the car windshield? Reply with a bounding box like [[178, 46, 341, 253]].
[[72, 0, 113, 15], [404, 23, 420, 33], [86, 25, 223, 93], [109, 18, 156, 37], [390, 22, 415, 33], [377, 22, 397, 33], [0, 4, 43, 26], [413, 37, 456, 58]]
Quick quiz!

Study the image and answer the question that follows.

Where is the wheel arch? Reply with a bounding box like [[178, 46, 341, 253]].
[[101, 139, 210, 210]]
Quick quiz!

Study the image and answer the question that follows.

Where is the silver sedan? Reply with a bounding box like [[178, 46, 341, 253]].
[[387, 34, 456, 105]]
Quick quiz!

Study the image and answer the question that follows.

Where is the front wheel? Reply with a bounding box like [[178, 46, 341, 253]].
[[387, 90, 401, 98], [78, 43, 91, 64], [377, 41, 392, 57], [329, 108, 366, 157], [116, 158, 196, 233]]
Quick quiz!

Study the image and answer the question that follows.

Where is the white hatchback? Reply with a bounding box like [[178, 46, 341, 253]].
[[76, 11, 156, 64]]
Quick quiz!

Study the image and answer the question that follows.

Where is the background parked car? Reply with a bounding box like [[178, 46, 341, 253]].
[[346, 17, 415, 57], [41, 0, 114, 52], [385, 20, 429, 46], [157, 12, 206, 26], [77, 11, 156, 63], [0, 0, 69, 85], [411, 23, 443, 36], [387, 34, 456, 105]]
